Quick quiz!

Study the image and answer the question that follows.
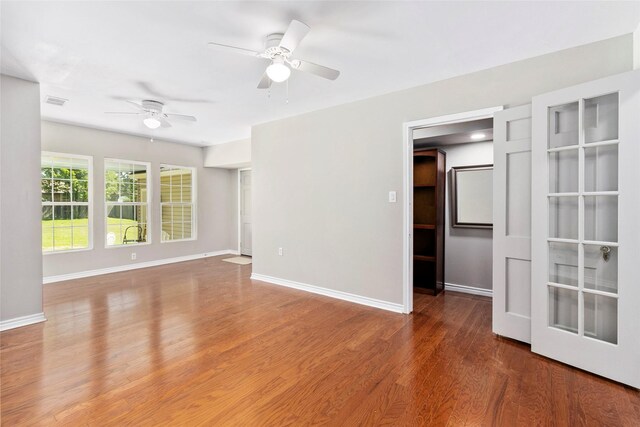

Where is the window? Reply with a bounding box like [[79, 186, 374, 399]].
[[105, 160, 150, 246], [160, 165, 196, 242], [41, 153, 92, 253]]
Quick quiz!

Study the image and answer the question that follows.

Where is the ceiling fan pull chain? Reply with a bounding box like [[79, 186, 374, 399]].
[[286, 79, 289, 104]]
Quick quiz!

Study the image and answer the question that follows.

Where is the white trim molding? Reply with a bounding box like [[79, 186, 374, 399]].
[[251, 273, 406, 314], [445, 282, 493, 298], [44, 250, 238, 284], [238, 167, 251, 255], [0, 312, 47, 332]]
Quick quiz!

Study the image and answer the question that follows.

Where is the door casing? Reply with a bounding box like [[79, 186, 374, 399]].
[[402, 106, 503, 313], [238, 168, 252, 255]]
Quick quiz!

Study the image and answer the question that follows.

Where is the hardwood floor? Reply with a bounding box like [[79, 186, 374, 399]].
[[1, 256, 639, 426]]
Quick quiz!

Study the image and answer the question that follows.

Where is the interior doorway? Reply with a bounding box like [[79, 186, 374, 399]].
[[239, 168, 252, 256], [402, 107, 503, 313]]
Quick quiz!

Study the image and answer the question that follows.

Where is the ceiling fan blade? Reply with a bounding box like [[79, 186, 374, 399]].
[[105, 112, 142, 115], [293, 60, 340, 80], [136, 81, 168, 100], [166, 113, 197, 122], [135, 82, 213, 104], [165, 97, 212, 104], [159, 117, 172, 128], [208, 42, 262, 58], [257, 71, 272, 89], [279, 20, 310, 54], [126, 100, 145, 110]]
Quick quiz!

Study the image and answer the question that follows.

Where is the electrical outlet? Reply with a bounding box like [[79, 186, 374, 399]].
[[278, 247, 283, 256], [131, 253, 137, 261]]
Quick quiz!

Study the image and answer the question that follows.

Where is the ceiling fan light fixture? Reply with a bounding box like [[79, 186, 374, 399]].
[[266, 59, 291, 83], [143, 116, 161, 129]]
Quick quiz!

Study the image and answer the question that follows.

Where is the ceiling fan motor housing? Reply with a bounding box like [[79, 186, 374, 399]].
[[264, 33, 289, 58], [141, 100, 164, 114]]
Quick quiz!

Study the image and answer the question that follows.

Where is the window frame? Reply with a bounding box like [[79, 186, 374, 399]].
[[41, 151, 94, 255], [159, 164, 197, 243], [104, 158, 152, 249]]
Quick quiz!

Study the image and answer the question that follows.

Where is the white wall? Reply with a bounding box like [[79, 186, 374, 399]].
[[203, 138, 251, 169], [1, 75, 43, 324], [251, 35, 634, 307], [439, 142, 493, 290], [42, 121, 237, 278], [634, 23, 640, 69]]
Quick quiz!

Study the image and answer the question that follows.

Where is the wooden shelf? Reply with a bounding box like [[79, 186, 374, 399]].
[[413, 150, 438, 157], [413, 148, 445, 295]]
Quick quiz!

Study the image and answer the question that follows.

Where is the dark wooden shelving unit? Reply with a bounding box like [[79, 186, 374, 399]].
[[413, 148, 446, 295], [413, 224, 435, 230]]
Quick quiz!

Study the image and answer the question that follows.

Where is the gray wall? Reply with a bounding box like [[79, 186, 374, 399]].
[[1, 75, 43, 321], [42, 121, 237, 277], [440, 142, 493, 290], [252, 35, 634, 306]]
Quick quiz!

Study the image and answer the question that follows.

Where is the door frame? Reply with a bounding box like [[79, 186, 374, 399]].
[[238, 167, 251, 255], [402, 106, 503, 313]]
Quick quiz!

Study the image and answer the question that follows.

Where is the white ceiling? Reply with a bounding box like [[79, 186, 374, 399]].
[[2, 1, 639, 146], [414, 118, 494, 147]]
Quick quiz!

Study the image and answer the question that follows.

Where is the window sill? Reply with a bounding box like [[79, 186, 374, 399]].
[[161, 237, 197, 244], [43, 247, 93, 255], [105, 241, 152, 249]]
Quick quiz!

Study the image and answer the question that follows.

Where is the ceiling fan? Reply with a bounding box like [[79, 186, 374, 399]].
[[208, 19, 340, 88], [105, 100, 197, 129]]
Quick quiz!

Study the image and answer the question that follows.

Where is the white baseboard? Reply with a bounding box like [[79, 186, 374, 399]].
[[0, 312, 47, 332], [44, 250, 238, 284], [251, 273, 406, 314], [445, 282, 493, 298]]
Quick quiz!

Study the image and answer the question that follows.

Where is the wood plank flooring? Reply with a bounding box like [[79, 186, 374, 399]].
[[1, 256, 638, 426]]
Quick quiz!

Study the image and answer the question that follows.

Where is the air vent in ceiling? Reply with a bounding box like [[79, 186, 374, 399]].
[[45, 95, 68, 106]]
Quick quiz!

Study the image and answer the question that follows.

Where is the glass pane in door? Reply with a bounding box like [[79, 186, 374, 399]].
[[584, 196, 618, 242], [549, 197, 578, 239], [584, 93, 619, 144], [549, 242, 578, 286], [584, 293, 618, 344], [584, 244, 618, 294], [548, 102, 579, 148], [549, 149, 578, 193], [584, 145, 618, 192], [549, 286, 578, 333]]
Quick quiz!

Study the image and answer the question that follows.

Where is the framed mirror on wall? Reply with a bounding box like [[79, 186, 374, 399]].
[[451, 164, 493, 229]]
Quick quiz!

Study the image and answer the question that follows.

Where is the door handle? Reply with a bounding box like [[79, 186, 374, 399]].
[[600, 246, 611, 262]]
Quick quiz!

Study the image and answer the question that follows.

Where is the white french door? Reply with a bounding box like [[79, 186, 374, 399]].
[[493, 105, 533, 344], [531, 70, 640, 388]]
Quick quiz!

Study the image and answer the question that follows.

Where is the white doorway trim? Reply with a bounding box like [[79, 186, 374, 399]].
[[238, 167, 251, 255], [402, 106, 503, 313]]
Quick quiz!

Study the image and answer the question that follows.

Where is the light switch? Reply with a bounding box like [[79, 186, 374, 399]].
[[388, 191, 397, 203]]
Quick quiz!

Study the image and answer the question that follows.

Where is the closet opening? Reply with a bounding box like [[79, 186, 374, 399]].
[[402, 107, 502, 312]]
